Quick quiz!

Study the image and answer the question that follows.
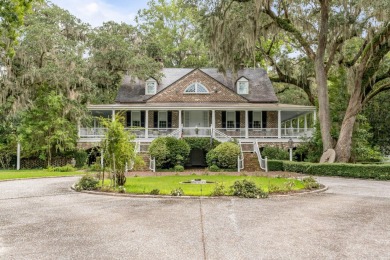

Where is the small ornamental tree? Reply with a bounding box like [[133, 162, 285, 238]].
[[100, 114, 135, 186]]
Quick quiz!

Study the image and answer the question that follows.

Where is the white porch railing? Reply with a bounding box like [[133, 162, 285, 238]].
[[79, 127, 314, 140], [254, 141, 268, 172], [182, 127, 211, 137]]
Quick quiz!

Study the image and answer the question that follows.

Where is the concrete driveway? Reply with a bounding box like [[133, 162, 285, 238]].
[[0, 176, 390, 260]]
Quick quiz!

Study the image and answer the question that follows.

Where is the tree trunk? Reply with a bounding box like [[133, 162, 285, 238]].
[[315, 60, 333, 152], [335, 77, 363, 162], [315, 0, 333, 152]]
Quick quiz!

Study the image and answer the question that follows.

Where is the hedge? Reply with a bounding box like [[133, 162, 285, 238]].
[[268, 160, 390, 180]]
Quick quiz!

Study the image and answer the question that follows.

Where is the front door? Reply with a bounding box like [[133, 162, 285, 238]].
[[184, 111, 209, 127]]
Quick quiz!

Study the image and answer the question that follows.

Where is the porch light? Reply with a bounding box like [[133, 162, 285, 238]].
[[288, 138, 294, 161]]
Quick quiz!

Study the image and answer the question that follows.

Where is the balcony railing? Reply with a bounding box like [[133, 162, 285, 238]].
[[79, 127, 314, 140]]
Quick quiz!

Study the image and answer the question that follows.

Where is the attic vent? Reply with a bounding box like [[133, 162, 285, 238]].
[[237, 77, 249, 94], [184, 83, 209, 94]]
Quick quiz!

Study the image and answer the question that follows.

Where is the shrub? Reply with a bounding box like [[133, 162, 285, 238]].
[[171, 188, 184, 196], [76, 175, 99, 190], [165, 137, 190, 166], [210, 182, 226, 196], [48, 164, 76, 172], [272, 161, 390, 180], [73, 150, 88, 168], [267, 184, 282, 193], [150, 189, 160, 195], [209, 164, 220, 172], [267, 160, 284, 171], [283, 180, 296, 191], [148, 138, 170, 168], [261, 146, 289, 160], [206, 142, 240, 169], [132, 155, 146, 171], [302, 176, 320, 190], [230, 180, 268, 198], [174, 165, 184, 172], [89, 162, 102, 172], [149, 137, 190, 169], [184, 137, 220, 152], [117, 186, 126, 193]]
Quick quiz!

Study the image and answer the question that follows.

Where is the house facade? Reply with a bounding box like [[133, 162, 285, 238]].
[[78, 68, 316, 153]]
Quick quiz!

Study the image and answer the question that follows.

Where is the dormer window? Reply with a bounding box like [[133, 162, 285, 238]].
[[237, 77, 249, 94], [184, 82, 209, 94], [145, 78, 157, 95]]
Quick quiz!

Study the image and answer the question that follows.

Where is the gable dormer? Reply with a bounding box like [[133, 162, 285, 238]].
[[236, 77, 249, 94], [145, 78, 157, 95]]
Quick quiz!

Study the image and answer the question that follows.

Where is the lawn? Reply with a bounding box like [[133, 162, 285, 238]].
[[0, 169, 85, 180], [116, 175, 305, 196]]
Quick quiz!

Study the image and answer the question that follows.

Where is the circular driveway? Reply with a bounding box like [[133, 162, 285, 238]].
[[1, 176, 390, 259]]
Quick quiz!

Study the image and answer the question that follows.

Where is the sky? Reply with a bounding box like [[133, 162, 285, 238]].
[[49, 0, 150, 27]]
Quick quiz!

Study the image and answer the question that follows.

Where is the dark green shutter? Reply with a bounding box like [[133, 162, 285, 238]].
[[248, 111, 253, 128], [235, 111, 240, 129], [222, 111, 226, 128], [153, 111, 158, 128], [167, 111, 172, 128], [141, 111, 145, 127], [262, 111, 267, 128], [126, 111, 131, 127]]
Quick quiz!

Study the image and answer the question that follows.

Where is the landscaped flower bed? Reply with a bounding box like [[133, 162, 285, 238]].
[[97, 174, 311, 197]]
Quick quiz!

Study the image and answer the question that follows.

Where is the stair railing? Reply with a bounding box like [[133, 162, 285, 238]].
[[214, 129, 232, 143], [149, 156, 156, 173], [237, 140, 245, 172], [254, 140, 268, 172]]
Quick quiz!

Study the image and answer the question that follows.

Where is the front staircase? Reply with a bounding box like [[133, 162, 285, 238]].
[[239, 140, 268, 172]]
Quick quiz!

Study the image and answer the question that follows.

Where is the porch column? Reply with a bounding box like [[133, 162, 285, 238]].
[[277, 110, 281, 138], [245, 110, 249, 139], [313, 110, 317, 126], [145, 110, 149, 138], [17, 142, 21, 170], [212, 110, 216, 138], [111, 109, 115, 121], [179, 110, 182, 128], [297, 117, 300, 133], [304, 114, 307, 132]]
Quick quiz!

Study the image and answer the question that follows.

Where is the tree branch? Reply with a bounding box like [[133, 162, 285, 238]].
[[262, 7, 316, 60]]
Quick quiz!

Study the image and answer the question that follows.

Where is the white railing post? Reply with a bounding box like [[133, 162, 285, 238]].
[[265, 157, 268, 172], [112, 109, 115, 122], [245, 110, 249, 139], [278, 110, 282, 139], [304, 114, 307, 132], [17, 142, 21, 170], [145, 110, 149, 139], [238, 156, 240, 172]]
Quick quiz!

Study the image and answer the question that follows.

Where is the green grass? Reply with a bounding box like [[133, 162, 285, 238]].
[[113, 175, 305, 196], [0, 169, 85, 180]]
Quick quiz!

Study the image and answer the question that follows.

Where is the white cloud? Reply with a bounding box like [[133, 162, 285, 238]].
[[49, 0, 137, 27]]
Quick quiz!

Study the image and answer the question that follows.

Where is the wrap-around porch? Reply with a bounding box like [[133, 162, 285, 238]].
[[79, 104, 316, 143]]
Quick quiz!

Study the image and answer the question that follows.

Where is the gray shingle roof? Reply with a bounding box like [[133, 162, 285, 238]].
[[115, 68, 278, 103]]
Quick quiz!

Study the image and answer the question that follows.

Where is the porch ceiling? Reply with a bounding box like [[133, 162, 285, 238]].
[[88, 102, 316, 112]]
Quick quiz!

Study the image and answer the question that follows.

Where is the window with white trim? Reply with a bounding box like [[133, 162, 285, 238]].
[[132, 111, 141, 127], [158, 111, 167, 128], [226, 111, 235, 129], [184, 83, 209, 94], [145, 79, 157, 95], [237, 77, 249, 94], [253, 111, 262, 128]]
